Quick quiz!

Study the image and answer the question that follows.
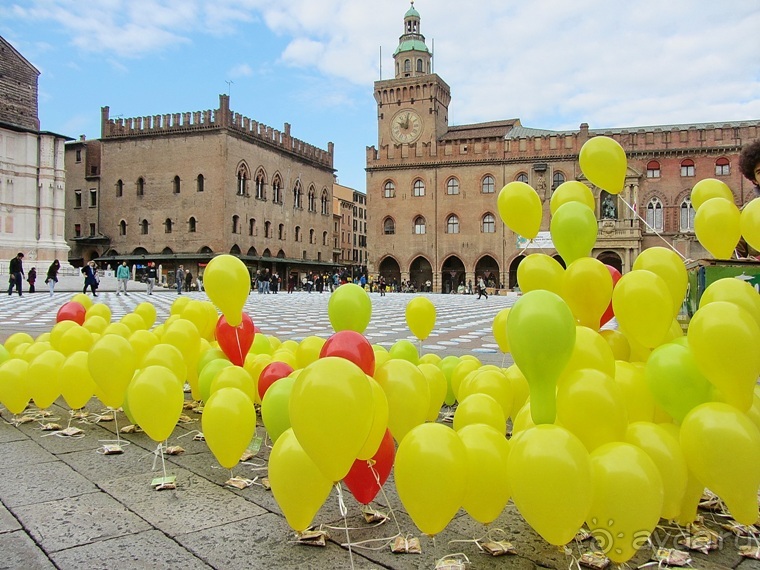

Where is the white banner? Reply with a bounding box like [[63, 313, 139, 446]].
[[516, 231, 555, 250]]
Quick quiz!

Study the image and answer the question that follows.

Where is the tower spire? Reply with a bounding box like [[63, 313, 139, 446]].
[[393, 1, 431, 78]]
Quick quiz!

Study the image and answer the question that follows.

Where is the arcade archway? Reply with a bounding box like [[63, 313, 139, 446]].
[[475, 255, 500, 288], [378, 257, 401, 290], [410, 256, 433, 291], [441, 255, 465, 294]]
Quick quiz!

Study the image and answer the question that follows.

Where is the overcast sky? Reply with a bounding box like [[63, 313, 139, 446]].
[[2, 0, 759, 191]]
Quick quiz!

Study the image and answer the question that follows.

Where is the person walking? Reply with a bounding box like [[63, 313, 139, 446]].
[[185, 269, 193, 292], [46, 259, 60, 297], [83, 261, 98, 296], [7, 252, 24, 296], [477, 275, 488, 300], [196, 273, 204, 292], [146, 262, 157, 295], [116, 261, 130, 295], [27, 267, 37, 293], [175, 265, 184, 294], [379, 275, 386, 297], [287, 274, 295, 293]]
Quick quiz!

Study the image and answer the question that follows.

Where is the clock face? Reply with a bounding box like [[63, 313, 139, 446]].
[[391, 110, 422, 143]]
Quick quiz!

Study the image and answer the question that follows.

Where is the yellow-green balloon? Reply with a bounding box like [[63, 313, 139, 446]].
[[327, 283, 372, 333]]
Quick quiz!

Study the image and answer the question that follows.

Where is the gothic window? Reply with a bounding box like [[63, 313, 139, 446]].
[[481, 175, 495, 194], [293, 181, 303, 209], [119, 220, 127, 236], [446, 214, 460, 234], [137, 177, 145, 196], [404, 59, 411, 72], [646, 198, 664, 232], [278, 224, 285, 239], [414, 216, 426, 235], [321, 190, 329, 214], [447, 177, 460, 195], [237, 164, 249, 196], [383, 217, 395, 235], [715, 157, 730, 176], [323, 231, 328, 245], [116, 179, 123, 197], [249, 218, 256, 236], [196, 174, 204, 192], [482, 213, 495, 233], [173, 175, 181, 194], [552, 171, 566, 191], [680, 159, 695, 177], [647, 160, 661, 178], [680, 198, 695, 231], [140, 219, 149, 234], [308, 186, 316, 212], [295, 226, 301, 241], [516, 172, 529, 183], [255, 170, 266, 200], [264, 221, 271, 238], [384, 181, 396, 198], [310, 229, 315, 244], [272, 176, 282, 203], [165, 218, 173, 233], [232, 215, 240, 234], [413, 179, 425, 197], [189, 217, 197, 233]]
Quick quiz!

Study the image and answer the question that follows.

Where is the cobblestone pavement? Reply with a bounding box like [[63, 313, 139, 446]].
[[0, 290, 758, 569]]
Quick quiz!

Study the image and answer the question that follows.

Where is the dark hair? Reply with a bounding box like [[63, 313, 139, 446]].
[[17, 252, 24, 258], [739, 139, 760, 182]]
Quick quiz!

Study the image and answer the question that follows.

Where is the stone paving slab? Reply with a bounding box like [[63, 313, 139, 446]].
[[0, 529, 57, 569], [0, 439, 57, 470], [0, 459, 98, 508], [50, 529, 213, 570], [0, 501, 21, 534]]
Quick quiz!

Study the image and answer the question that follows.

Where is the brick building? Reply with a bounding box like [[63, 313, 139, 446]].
[[0, 36, 70, 271], [66, 94, 338, 286], [333, 183, 368, 279], [366, 4, 760, 293]]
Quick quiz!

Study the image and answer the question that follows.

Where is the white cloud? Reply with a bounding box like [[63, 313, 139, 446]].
[[228, 63, 254, 78]]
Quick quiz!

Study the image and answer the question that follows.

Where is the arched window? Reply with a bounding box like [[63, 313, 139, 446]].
[[293, 180, 303, 209], [295, 226, 301, 242], [119, 220, 127, 236], [680, 159, 695, 177], [447, 177, 460, 195], [137, 177, 145, 196], [265, 221, 271, 238], [646, 198, 664, 232], [647, 160, 661, 178], [173, 175, 181, 194], [321, 190, 329, 214], [140, 219, 149, 234], [680, 198, 695, 231], [196, 174, 204, 192], [116, 179, 123, 197], [309, 228, 315, 244], [237, 164, 249, 196], [248, 218, 256, 236], [322, 231, 328, 245], [384, 181, 396, 198], [255, 170, 266, 200], [308, 186, 316, 212], [482, 213, 495, 233], [232, 215, 240, 234], [404, 59, 411, 72], [383, 217, 395, 235], [278, 224, 285, 240], [165, 218, 173, 233], [416, 59, 423, 72], [414, 216, 426, 235], [552, 171, 566, 191], [189, 217, 197, 233], [272, 176, 282, 203], [715, 157, 730, 176], [413, 179, 425, 197], [446, 214, 460, 234], [481, 175, 495, 194], [516, 172, 529, 183]]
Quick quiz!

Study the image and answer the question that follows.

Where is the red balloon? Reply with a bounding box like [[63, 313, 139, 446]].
[[215, 313, 255, 366], [258, 361, 295, 400], [319, 330, 375, 376], [599, 265, 623, 327], [343, 429, 395, 505], [56, 301, 86, 325]]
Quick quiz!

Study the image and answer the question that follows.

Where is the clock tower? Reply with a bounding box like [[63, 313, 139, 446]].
[[374, 2, 451, 148]]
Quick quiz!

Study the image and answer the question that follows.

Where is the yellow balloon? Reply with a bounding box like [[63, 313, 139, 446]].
[[102, 322, 132, 338], [687, 301, 760, 411], [507, 290, 576, 424], [694, 197, 741, 259], [632, 247, 688, 316], [28, 351, 65, 409], [450, 359, 480, 402], [271, 349, 298, 369], [250, 333, 273, 356], [373, 359, 429, 443], [134, 301, 157, 329], [356, 377, 389, 460], [418, 352, 441, 366], [4, 332, 34, 353], [458, 424, 511, 524], [625, 422, 688, 520], [22, 341, 51, 363], [289, 357, 374, 481], [599, 329, 630, 361], [279, 339, 299, 355], [268, 336, 282, 351], [129, 329, 159, 366], [202, 386, 257, 469], [85, 303, 111, 322], [327, 283, 372, 333], [88, 334, 136, 409], [60, 351, 96, 410], [210, 365, 256, 404], [269, 428, 333, 532], [453, 393, 506, 434], [516, 254, 564, 296], [295, 336, 326, 369], [550, 180, 596, 214], [395, 423, 468, 536], [180, 300, 212, 341], [740, 197, 760, 252], [57, 325, 94, 356], [50, 320, 78, 349], [243, 353, 272, 404], [127, 365, 183, 442], [510, 401, 535, 435], [700, 277, 760, 329], [204, 254, 250, 327], [550, 202, 598, 265], [659, 422, 706, 526], [560, 326, 616, 385], [458, 368, 513, 420], [561, 257, 613, 329], [34, 332, 50, 343], [612, 270, 672, 348], [497, 181, 542, 239], [680, 403, 760, 525], [0, 358, 30, 414], [405, 297, 436, 341], [508, 424, 592, 545], [557, 368, 628, 452], [587, 443, 664, 564], [120, 312, 147, 333], [491, 308, 510, 353], [143, 343, 187, 384], [83, 315, 108, 335], [690, 177, 734, 210], [504, 364, 529, 419], [68, 292, 92, 309], [579, 136, 627, 194], [614, 361, 654, 422], [418, 363, 447, 422], [170, 295, 191, 316], [162, 319, 201, 391]]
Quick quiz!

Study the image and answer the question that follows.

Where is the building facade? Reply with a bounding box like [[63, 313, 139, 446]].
[[332, 183, 368, 278], [0, 36, 71, 272], [366, 5, 760, 293], [66, 94, 337, 285]]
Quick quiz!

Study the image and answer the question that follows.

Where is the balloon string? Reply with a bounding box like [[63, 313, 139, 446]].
[[335, 483, 355, 570], [234, 326, 243, 365], [369, 461, 403, 536], [619, 197, 689, 262]]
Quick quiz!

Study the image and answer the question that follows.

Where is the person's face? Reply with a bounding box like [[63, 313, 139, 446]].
[[753, 161, 760, 186]]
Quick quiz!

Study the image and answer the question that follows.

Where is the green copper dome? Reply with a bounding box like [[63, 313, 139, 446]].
[[405, 5, 420, 19], [393, 39, 430, 56]]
